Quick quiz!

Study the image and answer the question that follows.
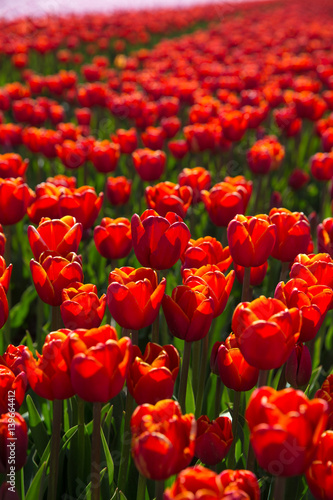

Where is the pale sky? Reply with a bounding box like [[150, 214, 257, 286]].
[[0, 0, 251, 19]]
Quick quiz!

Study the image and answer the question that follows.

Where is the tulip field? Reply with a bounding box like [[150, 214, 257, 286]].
[[1, 0, 333, 498]]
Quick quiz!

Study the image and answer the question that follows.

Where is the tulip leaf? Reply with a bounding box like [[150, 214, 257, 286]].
[[101, 426, 114, 489], [26, 395, 49, 459], [9, 285, 36, 328], [185, 369, 195, 414], [25, 461, 47, 500]]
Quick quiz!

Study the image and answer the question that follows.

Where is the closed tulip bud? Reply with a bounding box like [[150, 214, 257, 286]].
[[310, 152, 333, 181], [285, 343, 312, 389], [145, 181, 192, 218], [94, 217, 132, 260], [306, 431, 333, 500], [114, 128, 138, 154], [59, 186, 103, 231], [106, 176, 131, 206], [246, 387, 328, 476], [131, 399, 196, 480], [269, 208, 311, 262], [195, 415, 233, 465], [232, 296, 301, 370], [0, 153, 29, 179], [60, 282, 106, 329], [0, 413, 28, 474], [0, 365, 27, 414], [288, 168, 310, 190], [127, 342, 179, 405], [131, 209, 190, 270], [178, 167, 211, 204], [28, 216, 82, 260], [181, 236, 232, 274], [0, 256, 12, 294], [0, 285, 9, 329], [132, 148, 166, 181], [107, 267, 166, 330], [141, 127, 165, 150], [315, 375, 333, 430], [0, 177, 33, 226], [91, 140, 120, 173]]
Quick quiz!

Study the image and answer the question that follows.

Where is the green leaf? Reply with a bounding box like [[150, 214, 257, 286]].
[[25, 461, 47, 500], [26, 395, 49, 459], [9, 285, 36, 329], [185, 369, 195, 414], [101, 426, 114, 490]]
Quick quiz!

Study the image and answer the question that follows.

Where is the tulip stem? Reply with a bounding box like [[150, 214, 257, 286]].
[[178, 341, 192, 413], [279, 261, 290, 283], [195, 335, 209, 418], [137, 473, 147, 500], [273, 475, 286, 500], [253, 175, 263, 214], [77, 396, 85, 481], [257, 369, 268, 387], [91, 401, 102, 500], [215, 377, 223, 418], [241, 267, 251, 302], [192, 341, 201, 396], [47, 399, 62, 500], [152, 313, 159, 344], [228, 390, 241, 469], [118, 389, 134, 494], [51, 306, 62, 331], [246, 441, 256, 472], [155, 480, 165, 500], [277, 365, 286, 391]]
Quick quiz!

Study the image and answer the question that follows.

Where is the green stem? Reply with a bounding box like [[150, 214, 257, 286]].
[[273, 475, 286, 500], [136, 473, 147, 500], [91, 402, 102, 500], [195, 335, 209, 418], [241, 267, 252, 302], [214, 377, 223, 418], [253, 175, 263, 214], [192, 340, 201, 396], [258, 369, 269, 387], [246, 441, 256, 472], [117, 389, 134, 493], [47, 399, 62, 500], [279, 261, 290, 283], [277, 365, 286, 391], [228, 390, 241, 469], [151, 313, 159, 344], [77, 397, 85, 481], [51, 306, 63, 331], [131, 330, 138, 346], [178, 341, 192, 413], [155, 480, 165, 500]]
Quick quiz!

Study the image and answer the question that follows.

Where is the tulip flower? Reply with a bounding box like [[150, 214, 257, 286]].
[[106, 176, 131, 206], [178, 167, 211, 204], [131, 209, 190, 270], [227, 214, 276, 268], [58, 186, 103, 231], [275, 278, 333, 342], [219, 109, 248, 142], [90, 140, 120, 173], [0, 153, 29, 179], [232, 296, 301, 370], [0, 285, 9, 329], [0, 412, 28, 474], [28, 216, 82, 260], [318, 218, 333, 257], [269, 208, 311, 263], [55, 139, 87, 169], [246, 386, 328, 476], [162, 285, 214, 342], [168, 139, 189, 159], [94, 217, 132, 261], [132, 148, 166, 181], [60, 282, 106, 329], [246, 142, 273, 175], [145, 181, 192, 218], [30, 252, 83, 306], [234, 261, 268, 287], [290, 253, 333, 289], [183, 265, 235, 318], [315, 375, 333, 430], [0, 225, 5, 256], [107, 267, 166, 330], [310, 152, 333, 181], [288, 168, 310, 190], [195, 415, 233, 465], [22, 330, 75, 400], [306, 431, 333, 500], [211, 334, 259, 392], [285, 343, 312, 389], [62, 325, 132, 402], [181, 236, 232, 274], [0, 256, 12, 294], [27, 182, 66, 224], [141, 127, 165, 150], [219, 469, 260, 499], [0, 177, 32, 226], [201, 176, 252, 227], [0, 365, 27, 414], [130, 399, 196, 480], [127, 342, 180, 404]]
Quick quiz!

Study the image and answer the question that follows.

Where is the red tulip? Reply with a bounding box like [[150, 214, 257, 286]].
[[106, 176, 131, 206], [285, 343, 312, 389], [269, 208, 311, 262], [145, 181, 192, 218], [0, 365, 27, 415], [288, 168, 310, 190], [127, 342, 179, 404], [0, 178, 33, 226], [219, 469, 260, 500], [227, 214, 276, 268], [0, 285, 9, 329], [113, 128, 138, 154], [132, 148, 166, 181], [131, 209, 190, 270], [306, 431, 333, 500], [246, 387, 328, 476], [141, 127, 165, 150], [168, 139, 189, 159], [30, 252, 83, 306], [181, 236, 232, 274], [318, 218, 333, 257], [130, 399, 196, 480], [315, 375, 333, 430], [195, 415, 233, 465], [232, 296, 301, 370], [234, 261, 268, 287], [0, 257, 12, 294], [162, 285, 214, 342], [275, 278, 333, 342], [212, 334, 259, 392], [310, 152, 333, 181], [107, 267, 166, 330], [94, 217, 132, 261], [90, 140, 120, 173], [0, 153, 29, 179], [0, 412, 28, 474], [246, 143, 272, 175], [27, 216, 82, 260], [58, 186, 103, 231], [0, 225, 5, 256], [60, 282, 106, 329], [178, 167, 211, 204], [219, 110, 248, 142], [290, 253, 333, 289], [62, 325, 132, 402]]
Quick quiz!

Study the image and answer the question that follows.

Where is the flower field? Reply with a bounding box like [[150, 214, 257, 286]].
[[0, 0, 333, 499]]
